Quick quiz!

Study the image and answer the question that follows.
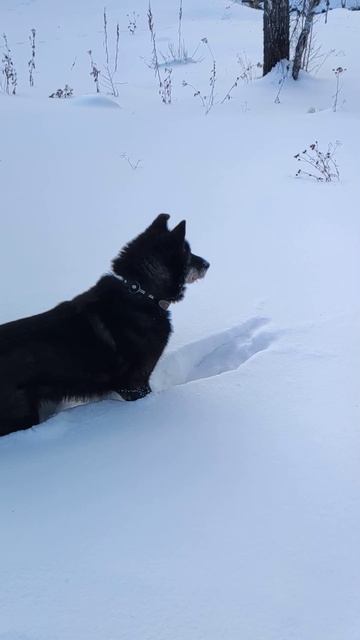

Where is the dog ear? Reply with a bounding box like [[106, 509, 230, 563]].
[[147, 213, 170, 233], [171, 220, 186, 242]]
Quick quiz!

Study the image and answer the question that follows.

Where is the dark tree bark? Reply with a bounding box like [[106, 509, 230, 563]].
[[292, 0, 320, 80], [263, 0, 290, 76]]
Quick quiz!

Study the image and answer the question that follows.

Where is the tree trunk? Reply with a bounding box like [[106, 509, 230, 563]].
[[263, 0, 290, 76], [292, 0, 320, 80]]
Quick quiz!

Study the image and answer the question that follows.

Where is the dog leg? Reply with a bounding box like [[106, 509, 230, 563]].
[[116, 382, 151, 402], [0, 388, 40, 436]]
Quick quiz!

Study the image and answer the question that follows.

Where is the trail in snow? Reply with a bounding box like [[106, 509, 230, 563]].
[[152, 317, 277, 391]]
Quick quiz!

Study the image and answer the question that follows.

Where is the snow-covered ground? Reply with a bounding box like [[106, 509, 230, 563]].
[[1, 1, 360, 638]]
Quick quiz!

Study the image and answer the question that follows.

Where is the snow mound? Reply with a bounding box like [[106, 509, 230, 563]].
[[71, 95, 121, 109]]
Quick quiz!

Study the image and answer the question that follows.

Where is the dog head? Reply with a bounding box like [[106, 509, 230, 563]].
[[113, 214, 210, 303]]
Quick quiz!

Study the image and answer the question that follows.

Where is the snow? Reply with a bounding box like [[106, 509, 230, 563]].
[[0, 1, 360, 638]]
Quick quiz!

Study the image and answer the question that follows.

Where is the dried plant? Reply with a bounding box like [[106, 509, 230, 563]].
[[221, 55, 262, 104], [127, 11, 139, 35], [28, 28, 36, 87], [203, 39, 216, 113], [88, 49, 100, 93], [158, 2, 200, 66], [181, 79, 206, 108], [2, 34, 17, 95], [161, 42, 188, 65], [49, 84, 73, 99], [274, 61, 290, 104], [114, 22, 120, 73], [221, 76, 240, 103], [88, 9, 120, 97], [306, 43, 335, 76], [148, 3, 162, 87], [237, 53, 263, 83], [102, 8, 120, 97], [182, 38, 216, 114], [332, 66, 346, 112], [207, 61, 216, 113], [147, 2, 172, 104], [177, 0, 183, 60], [103, 8, 110, 67], [162, 66, 172, 104], [294, 141, 340, 182]]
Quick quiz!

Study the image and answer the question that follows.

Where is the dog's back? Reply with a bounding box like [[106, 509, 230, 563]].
[[0, 280, 171, 435]]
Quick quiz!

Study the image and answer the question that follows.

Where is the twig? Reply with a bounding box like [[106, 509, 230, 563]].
[[120, 152, 142, 170]]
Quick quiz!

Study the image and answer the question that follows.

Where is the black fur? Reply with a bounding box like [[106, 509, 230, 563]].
[[0, 215, 209, 436]]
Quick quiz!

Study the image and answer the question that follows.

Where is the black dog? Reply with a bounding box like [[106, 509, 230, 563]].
[[0, 214, 209, 436]]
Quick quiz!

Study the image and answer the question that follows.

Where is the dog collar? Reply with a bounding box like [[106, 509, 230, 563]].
[[110, 273, 171, 311]]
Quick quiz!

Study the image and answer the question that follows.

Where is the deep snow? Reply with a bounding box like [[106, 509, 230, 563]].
[[0, 1, 359, 639]]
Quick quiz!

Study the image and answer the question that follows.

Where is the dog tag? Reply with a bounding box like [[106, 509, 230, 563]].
[[159, 300, 170, 311]]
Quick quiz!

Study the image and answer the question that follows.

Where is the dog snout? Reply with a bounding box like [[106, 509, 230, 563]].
[[191, 253, 210, 270], [202, 259, 210, 271]]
